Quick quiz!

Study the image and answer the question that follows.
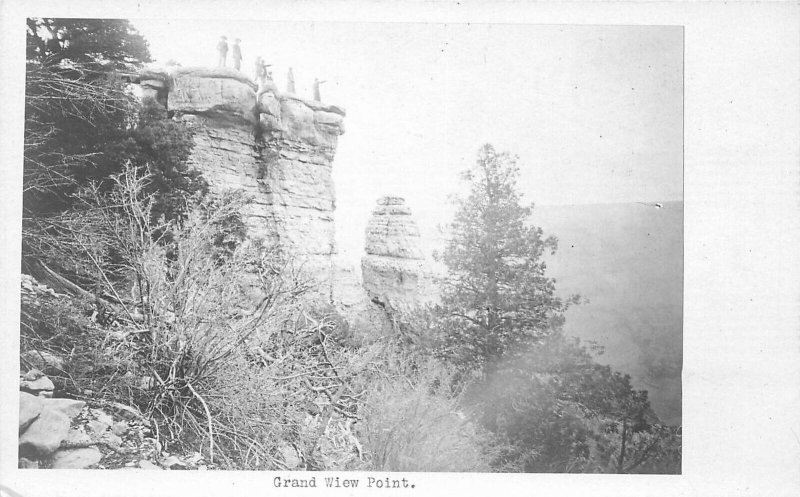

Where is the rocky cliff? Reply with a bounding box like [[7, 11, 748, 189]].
[[137, 67, 345, 283], [136, 68, 438, 339]]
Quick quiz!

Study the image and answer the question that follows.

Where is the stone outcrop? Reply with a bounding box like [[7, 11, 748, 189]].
[[136, 68, 437, 336], [20, 369, 55, 397], [136, 66, 345, 284], [18, 394, 86, 458], [330, 255, 393, 340], [361, 197, 434, 313]]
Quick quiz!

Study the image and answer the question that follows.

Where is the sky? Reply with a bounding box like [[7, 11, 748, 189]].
[[129, 20, 683, 256]]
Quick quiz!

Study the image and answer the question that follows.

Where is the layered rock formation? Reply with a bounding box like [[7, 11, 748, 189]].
[[361, 197, 434, 313], [136, 68, 437, 338], [137, 67, 345, 283]]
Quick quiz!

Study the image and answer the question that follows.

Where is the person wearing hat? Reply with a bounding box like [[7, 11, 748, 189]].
[[232, 38, 243, 71], [217, 36, 228, 67]]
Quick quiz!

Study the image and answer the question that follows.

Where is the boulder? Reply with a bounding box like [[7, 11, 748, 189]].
[[19, 408, 71, 457], [21, 350, 65, 374], [19, 392, 43, 433], [18, 457, 39, 469], [47, 398, 86, 418], [138, 459, 161, 470], [50, 447, 102, 469], [20, 370, 55, 396], [112, 421, 129, 437], [22, 368, 44, 381]]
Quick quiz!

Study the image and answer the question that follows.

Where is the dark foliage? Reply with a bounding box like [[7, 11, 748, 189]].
[[474, 334, 680, 473], [435, 144, 577, 374], [22, 18, 205, 285], [27, 18, 151, 68]]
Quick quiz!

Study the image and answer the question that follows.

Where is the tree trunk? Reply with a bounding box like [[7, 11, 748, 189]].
[[616, 419, 628, 473]]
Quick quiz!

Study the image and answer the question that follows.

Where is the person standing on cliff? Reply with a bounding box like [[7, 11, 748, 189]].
[[231, 38, 243, 71], [286, 67, 296, 93], [217, 36, 228, 67], [254, 56, 265, 83], [313, 77, 326, 102]]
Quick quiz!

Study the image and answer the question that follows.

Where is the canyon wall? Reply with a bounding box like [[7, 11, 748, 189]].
[[137, 66, 413, 340], [137, 66, 344, 283]]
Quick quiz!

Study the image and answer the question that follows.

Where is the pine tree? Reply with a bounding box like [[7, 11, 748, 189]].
[[22, 19, 203, 283], [436, 144, 575, 374], [27, 18, 151, 68]]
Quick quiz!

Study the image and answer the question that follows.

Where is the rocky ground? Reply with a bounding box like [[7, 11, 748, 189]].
[[17, 276, 213, 471], [18, 368, 213, 471]]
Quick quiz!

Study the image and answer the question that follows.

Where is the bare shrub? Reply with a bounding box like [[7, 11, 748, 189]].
[[356, 344, 490, 472], [20, 163, 494, 471]]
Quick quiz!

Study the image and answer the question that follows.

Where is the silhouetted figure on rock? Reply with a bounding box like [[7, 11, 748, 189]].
[[254, 58, 274, 92], [254, 56, 265, 83], [313, 77, 326, 102], [216, 36, 228, 67], [232, 38, 242, 71], [286, 67, 295, 93]]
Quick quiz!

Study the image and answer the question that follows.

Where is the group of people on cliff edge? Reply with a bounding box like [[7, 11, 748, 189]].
[[216, 36, 242, 70], [216, 36, 328, 102]]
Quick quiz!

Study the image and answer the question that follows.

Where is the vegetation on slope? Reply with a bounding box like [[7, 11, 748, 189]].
[[19, 18, 680, 473]]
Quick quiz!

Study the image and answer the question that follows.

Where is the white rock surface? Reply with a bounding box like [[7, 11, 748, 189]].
[[20, 371, 55, 396], [50, 447, 102, 469], [19, 392, 43, 432], [18, 457, 39, 469], [138, 459, 160, 470], [19, 408, 71, 457], [47, 398, 86, 418]]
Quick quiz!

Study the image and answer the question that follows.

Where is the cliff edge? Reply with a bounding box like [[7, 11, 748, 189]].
[[137, 66, 345, 282]]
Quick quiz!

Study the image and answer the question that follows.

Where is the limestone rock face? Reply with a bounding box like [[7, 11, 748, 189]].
[[361, 197, 433, 312], [365, 196, 425, 260], [256, 90, 345, 274], [138, 66, 345, 285], [142, 66, 258, 119]]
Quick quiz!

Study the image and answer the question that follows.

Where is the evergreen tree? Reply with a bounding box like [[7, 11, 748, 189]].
[[27, 18, 151, 68], [436, 144, 575, 374], [22, 19, 204, 283], [475, 333, 680, 473]]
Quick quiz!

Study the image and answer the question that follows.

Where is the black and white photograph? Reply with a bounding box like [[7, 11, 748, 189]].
[[1, 1, 798, 497]]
